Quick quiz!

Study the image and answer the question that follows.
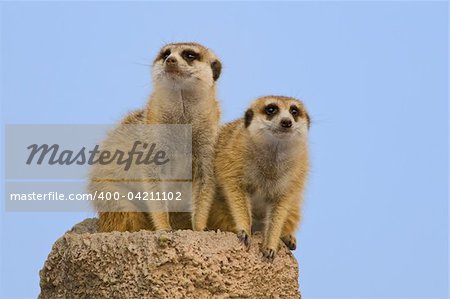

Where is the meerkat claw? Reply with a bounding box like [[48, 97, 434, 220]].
[[263, 248, 276, 261], [237, 230, 251, 249], [281, 235, 297, 250]]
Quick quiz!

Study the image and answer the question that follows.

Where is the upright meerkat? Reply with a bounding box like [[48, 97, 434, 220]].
[[208, 96, 310, 260], [89, 42, 222, 232]]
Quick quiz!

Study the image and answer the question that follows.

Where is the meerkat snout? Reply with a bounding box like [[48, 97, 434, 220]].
[[165, 56, 178, 66], [280, 118, 292, 128]]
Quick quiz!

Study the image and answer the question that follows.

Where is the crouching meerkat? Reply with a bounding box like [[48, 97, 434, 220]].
[[208, 96, 310, 260], [89, 42, 222, 232]]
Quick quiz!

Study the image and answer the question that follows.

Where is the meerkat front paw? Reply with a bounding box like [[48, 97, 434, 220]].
[[155, 226, 172, 232], [192, 224, 207, 231], [281, 234, 297, 250], [262, 247, 277, 261], [236, 230, 251, 249]]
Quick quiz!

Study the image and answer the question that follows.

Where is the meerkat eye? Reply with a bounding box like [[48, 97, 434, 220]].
[[182, 50, 199, 61], [264, 104, 278, 115], [290, 107, 299, 116], [161, 50, 171, 60]]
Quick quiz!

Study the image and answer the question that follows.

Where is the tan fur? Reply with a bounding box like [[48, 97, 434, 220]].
[[208, 96, 310, 260], [89, 42, 221, 232]]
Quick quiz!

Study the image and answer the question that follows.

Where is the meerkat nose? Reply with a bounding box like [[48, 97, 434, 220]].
[[165, 56, 177, 65], [280, 118, 292, 128]]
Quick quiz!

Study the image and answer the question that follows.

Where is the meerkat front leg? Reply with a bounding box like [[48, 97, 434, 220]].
[[143, 169, 172, 231], [192, 173, 215, 231], [222, 183, 252, 248], [281, 205, 301, 250], [149, 211, 171, 231], [263, 198, 293, 261], [191, 124, 218, 231], [191, 143, 216, 231]]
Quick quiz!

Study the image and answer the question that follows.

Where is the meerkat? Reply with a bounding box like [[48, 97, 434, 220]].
[[207, 96, 310, 260], [89, 42, 222, 232]]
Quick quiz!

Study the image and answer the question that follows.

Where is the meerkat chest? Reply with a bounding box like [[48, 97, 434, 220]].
[[248, 171, 290, 232], [245, 161, 292, 197], [250, 192, 267, 232], [245, 162, 293, 229]]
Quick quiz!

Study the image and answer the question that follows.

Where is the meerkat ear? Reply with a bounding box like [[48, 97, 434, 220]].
[[211, 59, 222, 81], [305, 112, 311, 130], [244, 109, 254, 128]]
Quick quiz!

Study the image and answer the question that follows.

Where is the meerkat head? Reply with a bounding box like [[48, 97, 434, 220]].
[[244, 96, 310, 142], [152, 42, 222, 89]]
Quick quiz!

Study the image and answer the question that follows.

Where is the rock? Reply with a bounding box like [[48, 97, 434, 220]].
[[39, 218, 301, 298]]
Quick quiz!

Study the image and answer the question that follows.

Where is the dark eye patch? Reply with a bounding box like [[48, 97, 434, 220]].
[[289, 105, 302, 121], [264, 104, 279, 120], [181, 50, 200, 63], [159, 49, 171, 61]]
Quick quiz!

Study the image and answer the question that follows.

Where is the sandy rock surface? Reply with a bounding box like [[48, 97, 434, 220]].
[[39, 218, 301, 298]]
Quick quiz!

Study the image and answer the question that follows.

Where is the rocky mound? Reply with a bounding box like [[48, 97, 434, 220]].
[[39, 218, 301, 298]]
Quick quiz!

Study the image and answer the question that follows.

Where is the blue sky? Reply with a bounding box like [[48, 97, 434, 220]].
[[1, 1, 448, 298]]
